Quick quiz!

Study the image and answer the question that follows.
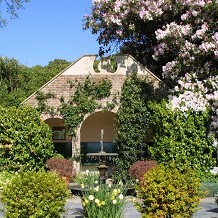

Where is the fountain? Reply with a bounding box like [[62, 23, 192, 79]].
[[86, 129, 118, 183], [69, 129, 134, 196]]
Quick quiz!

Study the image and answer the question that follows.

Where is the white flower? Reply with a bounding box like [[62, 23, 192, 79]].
[[213, 139, 218, 148], [88, 195, 94, 201], [95, 198, 100, 204], [119, 194, 124, 200], [81, 184, 85, 189], [210, 167, 218, 175], [85, 170, 90, 174], [94, 186, 99, 192], [112, 199, 117, 204], [95, 180, 98, 184], [118, 181, 123, 185]]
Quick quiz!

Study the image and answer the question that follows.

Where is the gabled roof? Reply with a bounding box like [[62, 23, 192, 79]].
[[22, 54, 161, 104]]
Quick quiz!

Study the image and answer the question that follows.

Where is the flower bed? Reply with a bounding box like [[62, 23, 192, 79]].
[[74, 170, 129, 218]]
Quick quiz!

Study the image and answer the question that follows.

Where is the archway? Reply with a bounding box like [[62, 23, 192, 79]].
[[80, 111, 116, 170]]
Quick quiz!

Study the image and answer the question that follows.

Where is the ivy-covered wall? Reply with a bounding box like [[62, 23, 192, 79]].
[[23, 55, 161, 120]]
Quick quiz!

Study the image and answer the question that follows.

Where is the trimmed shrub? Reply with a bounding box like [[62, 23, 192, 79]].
[[129, 160, 158, 181], [0, 106, 54, 171], [46, 157, 75, 179], [1, 170, 68, 218], [135, 163, 202, 218]]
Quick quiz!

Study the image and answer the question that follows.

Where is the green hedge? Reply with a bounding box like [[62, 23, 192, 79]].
[[148, 100, 216, 175], [0, 106, 54, 171]]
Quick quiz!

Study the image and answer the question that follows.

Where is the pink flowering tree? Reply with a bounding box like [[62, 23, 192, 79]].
[[84, 0, 217, 80], [84, 0, 218, 148]]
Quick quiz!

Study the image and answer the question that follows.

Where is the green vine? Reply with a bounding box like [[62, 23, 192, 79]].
[[60, 77, 113, 137], [102, 94, 118, 111], [36, 91, 56, 116], [114, 73, 155, 179]]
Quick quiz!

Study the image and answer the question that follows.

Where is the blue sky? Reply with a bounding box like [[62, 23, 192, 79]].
[[0, 0, 99, 67]]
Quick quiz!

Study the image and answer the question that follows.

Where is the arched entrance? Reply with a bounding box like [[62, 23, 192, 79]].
[[80, 111, 116, 171]]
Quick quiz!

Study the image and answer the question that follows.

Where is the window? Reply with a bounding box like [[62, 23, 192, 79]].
[[52, 127, 66, 140]]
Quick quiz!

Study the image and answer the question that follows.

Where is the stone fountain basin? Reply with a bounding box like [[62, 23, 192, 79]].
[[86, 152, 118, 157]]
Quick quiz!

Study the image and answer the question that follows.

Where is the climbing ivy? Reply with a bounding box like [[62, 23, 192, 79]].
[[60, 77, 113, 137], [114, 73, 154, 179], [35, 91, 56, 116]]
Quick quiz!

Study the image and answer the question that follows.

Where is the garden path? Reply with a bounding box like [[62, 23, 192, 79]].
[[0, 196, 218, 217], [63, 196, 218, 218]]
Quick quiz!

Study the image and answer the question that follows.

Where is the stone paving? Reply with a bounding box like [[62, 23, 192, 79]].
[[193, 198, 218, 218], [1, 196, 218, 217], [63, 196, 218, 218], [63, 196, 141, 218]]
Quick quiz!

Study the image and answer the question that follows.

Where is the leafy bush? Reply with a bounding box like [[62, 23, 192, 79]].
[[129, 160, 158, 181], [148, 100, 216, 175], [52, 153, 65, 159], [46, 157, 75, 179], [0, 171, 14, 189], [135, 163, 202, 218], [1, 170, 68, 218], [0, 106, 54, 171]]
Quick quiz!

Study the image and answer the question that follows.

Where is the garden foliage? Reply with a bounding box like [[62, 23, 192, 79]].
[[46, 157, 75, 179], [0, 106, 54, 171], [0, 57, 71, 107], [114, 73, 152, 178], [1, 170, 68, 218], [135, 163, 202, 218], [129, 160, 157, 181], [60, 77, 112, 136], [0, 171, 13, 189], [148, 100, 216, 174]]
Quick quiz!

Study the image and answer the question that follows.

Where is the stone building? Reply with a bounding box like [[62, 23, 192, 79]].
[[23, 54, 161, 171]]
